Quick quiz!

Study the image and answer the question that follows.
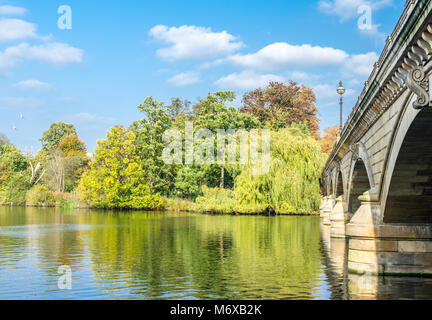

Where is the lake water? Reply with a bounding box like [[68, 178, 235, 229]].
[[0, 206, 431, 300]]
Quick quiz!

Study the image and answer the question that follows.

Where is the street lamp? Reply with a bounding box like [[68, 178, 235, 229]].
[[336, 81, 346, 135]]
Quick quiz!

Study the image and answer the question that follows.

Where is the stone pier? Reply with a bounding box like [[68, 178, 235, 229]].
[[329, 196, 351, 238], [346, 200, 432, 276], [320, 196, 333, 226]]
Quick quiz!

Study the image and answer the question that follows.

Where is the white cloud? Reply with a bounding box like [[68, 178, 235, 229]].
[[0, 6, 83, 74], [227, 42, 348, 72], [0, 5, 27, 16], [13, 79, 52, 90], [0, 51, 16, 71], [343, 52, 378, 78], [215, 70, 285, 90], [0, 19, 37, 42], [5, 42, 83, 64], [168, 71, 200, 86], [359, 23, 385, 39], [318, 0, 393, 21], [318, 0, 392, 38], [149, 25, 244, 60], [0, 42, 83, 72]]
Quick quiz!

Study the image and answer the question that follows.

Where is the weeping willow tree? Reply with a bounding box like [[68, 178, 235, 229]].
[[235, 127, 326, 214]]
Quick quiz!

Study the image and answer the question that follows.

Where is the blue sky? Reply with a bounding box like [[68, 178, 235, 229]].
[[0, 0, 403, 152]]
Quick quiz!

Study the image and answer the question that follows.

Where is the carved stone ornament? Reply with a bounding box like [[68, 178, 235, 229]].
[[407, 67, 430, 109]]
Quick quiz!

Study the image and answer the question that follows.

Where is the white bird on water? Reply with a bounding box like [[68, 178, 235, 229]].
[[12, 124, 17, 131], [19, 112, 25, 120]]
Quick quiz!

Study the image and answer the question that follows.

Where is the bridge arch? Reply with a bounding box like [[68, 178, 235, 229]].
[[334, 169, 344, 198], [325, 172, 332, 197], [347, 143, 375, 214], [330, 163, 345, 199], [381, 94, 432, 223]]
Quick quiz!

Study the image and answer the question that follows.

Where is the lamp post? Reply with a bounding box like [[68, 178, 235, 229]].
[[336, 81, 346, 135]]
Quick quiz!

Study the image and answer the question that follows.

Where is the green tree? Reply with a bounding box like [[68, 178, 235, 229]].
[[174, 166, 205, 200], [166, 97, 192, 120], [235, 127, 326, 214], [80, 126, 162, 209], [194, 91, 260, 189], [40, 122, 77, 152], [132, 97, 175, 195], [0, 145, 30, 205]]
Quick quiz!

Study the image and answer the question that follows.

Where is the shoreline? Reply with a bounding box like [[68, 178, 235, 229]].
[[0, 203, 319, 216]]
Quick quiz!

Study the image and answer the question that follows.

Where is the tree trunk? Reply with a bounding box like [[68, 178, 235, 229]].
[[220, 166, 225, 189]]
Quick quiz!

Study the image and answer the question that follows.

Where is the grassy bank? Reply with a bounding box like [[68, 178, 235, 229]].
[[3, 192, 319, 216]]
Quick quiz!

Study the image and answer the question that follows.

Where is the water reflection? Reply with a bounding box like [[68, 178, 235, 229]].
[[0, 207, 431, 299], [320, 222, 432, 300], [0, 207, 324, 300]]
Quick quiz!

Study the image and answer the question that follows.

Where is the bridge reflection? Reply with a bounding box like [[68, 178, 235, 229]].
[[320, 222, 432, 300]]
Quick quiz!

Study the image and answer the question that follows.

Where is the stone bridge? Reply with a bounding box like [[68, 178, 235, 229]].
[[321, 0, 432, 276]]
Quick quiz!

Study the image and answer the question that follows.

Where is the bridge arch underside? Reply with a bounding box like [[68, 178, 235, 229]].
[[349, 160, 371, 214], [335, 171, 343, 198], [384, 109, 432, 224]]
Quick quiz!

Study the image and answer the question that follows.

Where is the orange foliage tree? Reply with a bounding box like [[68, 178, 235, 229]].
[[321, 126, 339, 155], [240, 81, 320, 138]]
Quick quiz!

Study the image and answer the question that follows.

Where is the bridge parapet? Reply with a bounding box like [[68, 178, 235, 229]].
[[326, 0, 432, 171]]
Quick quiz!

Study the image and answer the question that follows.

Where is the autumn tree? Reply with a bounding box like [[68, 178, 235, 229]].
[[241, 81, 320, 138], [57, 134, 90, 192], [40, 122, 77, 152], [57, 134, 87, 157], [321, 126, 340, 155], [39, 132, 89, 192]]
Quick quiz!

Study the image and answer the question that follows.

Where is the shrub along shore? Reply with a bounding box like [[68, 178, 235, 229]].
[[1, 84, 333, 216]]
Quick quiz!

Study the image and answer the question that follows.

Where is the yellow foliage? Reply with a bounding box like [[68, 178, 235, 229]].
[[79, 126, 163, 209]]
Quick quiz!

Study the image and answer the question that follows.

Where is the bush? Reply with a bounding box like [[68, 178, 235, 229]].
[[164, 197, 195, 212], [26, 185, 56, 207], [0, 172, 30, 205], [195, 186, 237, 214]]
